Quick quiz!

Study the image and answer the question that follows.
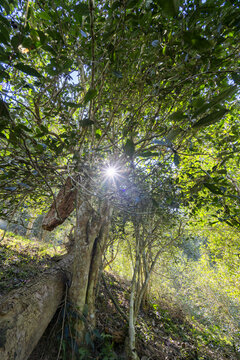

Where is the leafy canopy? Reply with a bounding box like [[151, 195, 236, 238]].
[[0, 0, 239, 224]]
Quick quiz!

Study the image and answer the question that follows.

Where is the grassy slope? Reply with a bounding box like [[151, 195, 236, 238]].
[[0, 232, 238, 359], [98, 273, 238, 360], [0, 230, 65, 296]]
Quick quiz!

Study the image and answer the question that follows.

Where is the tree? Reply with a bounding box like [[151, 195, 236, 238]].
[[126, 212, 183, 359], [0, 0, 239, 356]]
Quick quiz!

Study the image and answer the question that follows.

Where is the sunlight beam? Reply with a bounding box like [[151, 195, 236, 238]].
[[105, 166, 118, 179]]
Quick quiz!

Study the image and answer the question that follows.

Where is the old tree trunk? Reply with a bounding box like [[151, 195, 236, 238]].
[[69, 192, 112, 342], [43, 176, 112, 348]]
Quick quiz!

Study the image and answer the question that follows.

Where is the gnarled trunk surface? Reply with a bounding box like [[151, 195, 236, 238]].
[[69, 193, 112, 345], [42, 177, 113, 348], [42, 176, 76, 231], [0, 254, 73, 360]]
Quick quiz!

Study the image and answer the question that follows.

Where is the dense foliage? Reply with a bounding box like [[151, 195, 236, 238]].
[[0, 0, 239, 219]]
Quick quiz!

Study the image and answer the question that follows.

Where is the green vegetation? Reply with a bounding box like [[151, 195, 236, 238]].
[[106, 219, 240, 358], [1, 227, 239, 359], [0, 230, 65, 294], [0, 0, 239, 358]]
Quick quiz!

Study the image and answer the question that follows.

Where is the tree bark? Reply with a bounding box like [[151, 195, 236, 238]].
[[41, 175, 113, 348], [0, 254, 73, 360], [127, 224, 140, 360], [42, 176, 76, 231], [86, 220, 110, 322], [68, 192, 112, 345]]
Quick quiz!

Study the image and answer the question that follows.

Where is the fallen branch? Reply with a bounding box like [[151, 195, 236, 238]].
[[102, 273, 128, 322]]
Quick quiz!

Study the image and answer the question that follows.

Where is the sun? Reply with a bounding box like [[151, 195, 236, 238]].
[[105, 166, 118, 179], [101, 161, 124, 185]]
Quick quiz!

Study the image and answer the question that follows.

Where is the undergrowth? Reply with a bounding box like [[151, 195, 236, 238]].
[[0, 230, 65, 295]]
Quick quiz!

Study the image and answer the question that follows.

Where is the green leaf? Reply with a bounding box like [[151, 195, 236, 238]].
[[210, 86, 238, 104], [174, 153, 180, 167], [80, 118, 94, 127], [113, 70, 123, 78], [151, 40, 159, 47], [203, 183, 223, 195], [231, 72, 240, 84], [38, 12, 51, 21], [22, 36, 34, 48], [65, 102, 82, 108], [62, 59, 73, 71], [0, 117, 9, 131], [0, 0, 10, 14], [84, 88, 97, 104], [138, 150, 159, 158], [11, 33, 22, 48], [111, 1, 121, 10], [167, 128, 183, 141], [42, 45, 57, 55], [124, 139, 135, 157], [74, 3, 89, 16], [183, 31, 212, 50], [39, 125, 49, 133], [0, 14, 10, 28], [95, 129, 102, 139], [16, 124, 32, 133], [0, 132, 7, 139], [216, 169, 227, 175], [15, 63, 42, 78], [0, 99, 10, 119], [192, 109, 228, 129], [0, 69, 9, 80], [0, 48, 10, 62], [126, 0, 137, 9], [80, 29, 87, 38], [0, 23, 10, 44], [194, 86, 237, 116], [159, 0, 179, 17], [169, 111, 187, 121], [37, 30, 47, 45]]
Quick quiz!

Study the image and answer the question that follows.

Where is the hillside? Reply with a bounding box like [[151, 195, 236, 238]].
[[1, 233, 239, 360]]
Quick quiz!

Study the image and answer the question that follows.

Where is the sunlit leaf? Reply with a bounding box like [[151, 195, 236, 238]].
[[194, 86, 237, 116], [192, 109, 228, 128]]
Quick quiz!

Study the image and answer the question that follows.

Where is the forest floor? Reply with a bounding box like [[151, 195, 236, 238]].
[[0, 231, 65, 296], [0, 232, 238, 360]]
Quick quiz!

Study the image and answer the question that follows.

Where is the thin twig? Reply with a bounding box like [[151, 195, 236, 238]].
[[57, 285, 68, 360], [102, 273, 128, 322]]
